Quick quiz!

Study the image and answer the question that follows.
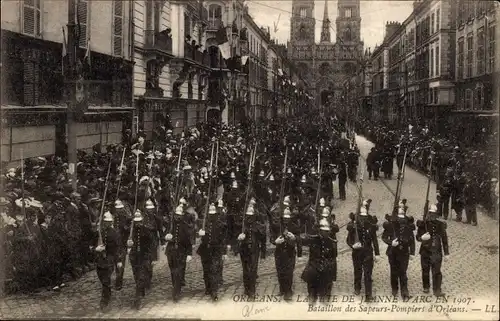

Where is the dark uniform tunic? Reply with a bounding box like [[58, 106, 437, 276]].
[[238, 215, 266, 297], [300, 231, 338, 302], [271, 218, 300, 299], [416, 218, 449, 295], [112, 205, 132, 289], [346, 214, 380, 298], [129, 223, 155, 306], [382, 214, 416, 297], [93, 225, 121, 307], [164, 213, 193, 301], [196, 210, 228, 298]]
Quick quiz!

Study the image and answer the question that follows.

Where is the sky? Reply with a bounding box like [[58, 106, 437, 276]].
[[245, 0, 414, 51]]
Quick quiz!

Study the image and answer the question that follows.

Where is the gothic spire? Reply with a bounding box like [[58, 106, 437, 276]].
[[320, 0, 331, 42]]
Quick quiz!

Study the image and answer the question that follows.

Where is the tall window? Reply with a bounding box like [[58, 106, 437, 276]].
[[344, 8, 352, 18], [436, 9, 440, 30], [477, 27, 485, 75], [466, 32, 473, 77], [208, 4, 222, 20], [431, 14, 435, 34], [23, 0, 42, 37], [488, 25, 495, 73], [184, 14, 191, 38], [113, 1, 123, 56], [458, 37, 464, 79], [474, 86, 483, 110], [465, 89, 473, 109], [76, 0, 89, 47], [299, 7, 307, 18], [435, 45, 439, 75], [430, 48, 434, 77]]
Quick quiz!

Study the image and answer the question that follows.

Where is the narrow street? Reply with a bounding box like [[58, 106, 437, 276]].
[[1, 136, 498, 320]]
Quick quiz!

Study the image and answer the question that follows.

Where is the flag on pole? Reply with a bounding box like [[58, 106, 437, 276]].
[[216, 25, 231, 60], [62, 27, 68, 75], [84, 37, 91, 72]]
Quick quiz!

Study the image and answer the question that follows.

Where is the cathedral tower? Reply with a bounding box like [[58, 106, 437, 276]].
[[320, 0, 331, 43], [336, 0, 361, 44], [290, 0, 315, 45]]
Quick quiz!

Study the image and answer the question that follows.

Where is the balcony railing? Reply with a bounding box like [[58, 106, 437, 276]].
[[207, 18, 222, 31], [184, 42, 194, 60], [194, 50, 209, 66], [184, 42, 209, 66], [144, 30, 173, 54]]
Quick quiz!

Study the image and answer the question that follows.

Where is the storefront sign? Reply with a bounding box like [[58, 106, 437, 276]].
[[143, 99, 172, 113]]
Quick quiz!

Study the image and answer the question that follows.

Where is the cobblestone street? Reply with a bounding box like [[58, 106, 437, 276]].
[[1, 136, 498, 320]]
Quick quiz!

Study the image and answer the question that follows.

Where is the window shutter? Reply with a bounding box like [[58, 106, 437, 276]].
[[23, 62, 39, 106], [23, 6, 35, 35], [77, 0, 88, 48], [113, 0, 123, 56], [23, 0, 41, 37]]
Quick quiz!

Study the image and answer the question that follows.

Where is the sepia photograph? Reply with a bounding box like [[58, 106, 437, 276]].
[[0, 0, 499, 319]]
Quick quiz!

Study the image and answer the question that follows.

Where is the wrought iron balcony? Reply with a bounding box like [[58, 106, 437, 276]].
[[194, 50, 209, 66], [184, 42, 194, 60], [144, 29, 173, 55], [184, 41, 210, 68], [187, 0, 199, 17], [200, 6, 208, 24], [207, 18, 222, 31]]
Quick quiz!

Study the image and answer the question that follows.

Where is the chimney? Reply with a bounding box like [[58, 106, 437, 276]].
[[384, 21, 401, 41]]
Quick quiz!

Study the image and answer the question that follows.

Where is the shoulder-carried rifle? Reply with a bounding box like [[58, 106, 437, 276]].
[[423, 152, 434, 232], [354, 162, 365, 243], [202, 141, 216, 231], [241, 142, 258, 233], [278, 144, 289, 235]]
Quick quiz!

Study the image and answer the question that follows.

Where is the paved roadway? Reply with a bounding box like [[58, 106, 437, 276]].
[[1, 136, 499, 320]]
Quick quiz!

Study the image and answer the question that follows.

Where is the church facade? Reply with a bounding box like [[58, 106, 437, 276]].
[[288, 0, 364, 107]]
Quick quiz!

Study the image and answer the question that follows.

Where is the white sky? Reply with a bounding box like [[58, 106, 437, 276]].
[[245, 0, 414, 51]]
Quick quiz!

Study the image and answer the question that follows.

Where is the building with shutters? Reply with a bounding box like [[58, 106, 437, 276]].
[[1, 0, 134, 166], [369, 0, 460, 128], [452, 0, 498, 146], [132, 0, 214, 138]]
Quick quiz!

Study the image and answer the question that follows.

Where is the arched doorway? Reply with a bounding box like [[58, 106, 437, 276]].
[[206, 108, 220, 124]]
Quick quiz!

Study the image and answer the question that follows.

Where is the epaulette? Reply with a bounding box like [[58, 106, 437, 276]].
[[371, 215, 378, 224], [384, 213, 391, 221], [382, 220, 391, 230], [407, 216, 415, 224]]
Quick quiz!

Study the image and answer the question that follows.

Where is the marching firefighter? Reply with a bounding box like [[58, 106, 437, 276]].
[[272, 207, 299, 301], [197, 202, 228, 301], [301, 217, 337, 303], [127, 209, 155, 309], [111, 199, 132, 290], [382, 206, 416, 299], [416, 204, 449, 297], [93, 211, 121, 311], [237, 204, 266, 299], [319, 206, 339, 295], [346, 207, 380, 302], [164, 204, 194, 302]]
